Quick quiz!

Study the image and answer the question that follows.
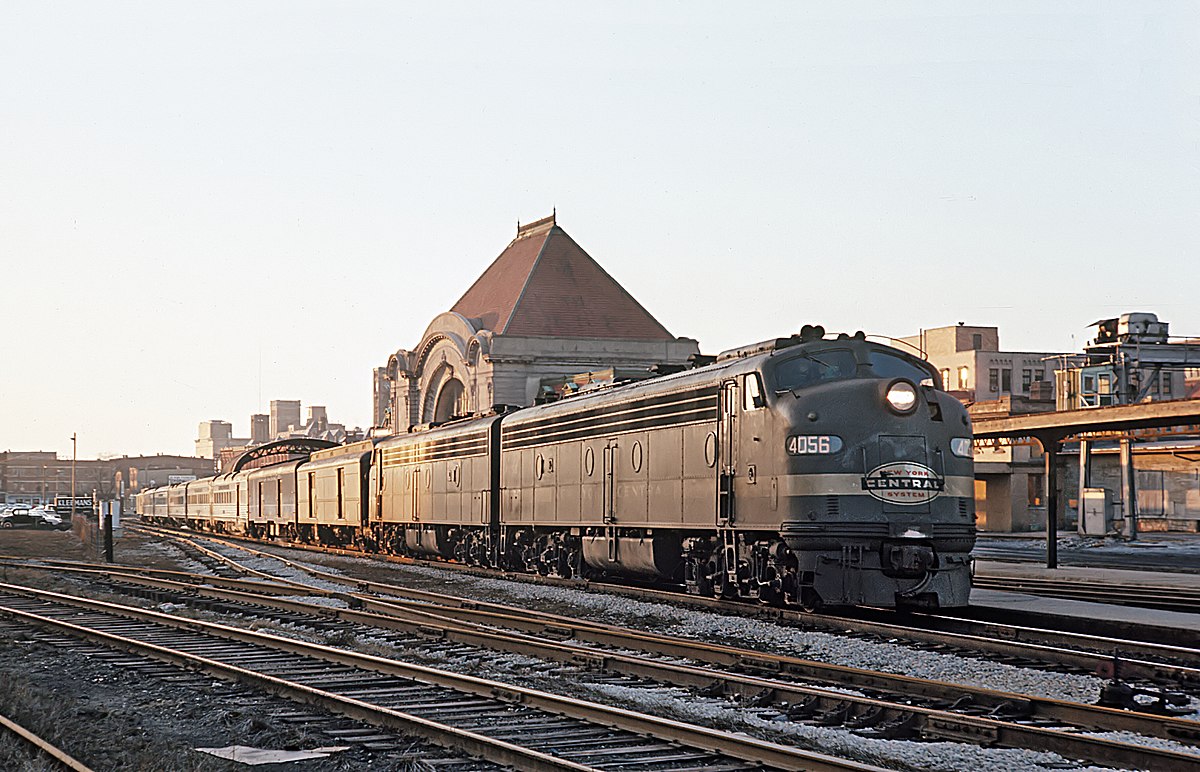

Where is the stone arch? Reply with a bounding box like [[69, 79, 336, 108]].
[[422, 361, 468, 423], [433, 378, 466, 423]]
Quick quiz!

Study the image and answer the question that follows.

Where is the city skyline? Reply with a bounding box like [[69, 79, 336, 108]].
[[3, 3, 1197, 458]]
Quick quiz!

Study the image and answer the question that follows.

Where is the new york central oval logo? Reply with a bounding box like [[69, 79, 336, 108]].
[[861, 462, 945, 505]]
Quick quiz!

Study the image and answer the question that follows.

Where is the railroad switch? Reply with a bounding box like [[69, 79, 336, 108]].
[[1097, 680, 1191, 715], [858, 713, 921, 740], [986, 699, 1035, 720]]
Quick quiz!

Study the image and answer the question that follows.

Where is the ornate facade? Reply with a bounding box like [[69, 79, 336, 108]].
[[373, 214, 699, 432]]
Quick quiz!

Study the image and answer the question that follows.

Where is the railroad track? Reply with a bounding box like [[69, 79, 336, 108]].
[[0, 712, 94, 772], [122, 524, 1200, 683], [973, 545, 1200, 576], [970, 574, 1200, 614], [16, 537, 1200, 770], [0, 582, 882, 772], [0, 617, 502, 771]]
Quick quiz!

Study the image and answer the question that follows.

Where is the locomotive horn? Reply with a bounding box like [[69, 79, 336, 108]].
[[799, 325, 824, 342]]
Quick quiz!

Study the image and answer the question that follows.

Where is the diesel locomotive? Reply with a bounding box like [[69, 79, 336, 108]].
[[138, 328, 976, 609]]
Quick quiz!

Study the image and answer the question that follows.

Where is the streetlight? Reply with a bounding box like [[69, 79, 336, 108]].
[[70, 433, 77, 522]]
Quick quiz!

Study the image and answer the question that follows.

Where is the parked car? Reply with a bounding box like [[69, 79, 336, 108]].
[[0, 507, 68, 530], [31, 507, 67, 529]]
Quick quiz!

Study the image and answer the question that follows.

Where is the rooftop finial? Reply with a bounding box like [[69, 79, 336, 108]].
[[516, 213, 558, 239]]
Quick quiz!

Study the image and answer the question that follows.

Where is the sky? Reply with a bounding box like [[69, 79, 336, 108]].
[[1, 2, 1197, 459]]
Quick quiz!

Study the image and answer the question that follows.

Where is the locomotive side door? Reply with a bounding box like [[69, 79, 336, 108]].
[[717, 379, 739, 526], [602, 437, 618, 561]]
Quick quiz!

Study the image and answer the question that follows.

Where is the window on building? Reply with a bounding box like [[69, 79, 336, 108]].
[[1162, 373, 1173, 396], [958, 366, 969, 389], [989, 368, 999, 393], [1028, 473, 1044, 507], [1033, 370, 1045, 382], [1021, 369, 1032, 392], [940, 369, 951, 390], [1001, 368, 1012, 393], [972, 333, 982, 350]]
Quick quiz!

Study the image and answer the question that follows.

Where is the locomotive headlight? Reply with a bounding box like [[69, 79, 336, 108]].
[[885, 380, 918, 414], [950, 437, 973, 458]]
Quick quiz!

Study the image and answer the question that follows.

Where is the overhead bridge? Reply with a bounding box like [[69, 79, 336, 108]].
[[972, 398, 1200, 568], [227, 438, 340, 473]]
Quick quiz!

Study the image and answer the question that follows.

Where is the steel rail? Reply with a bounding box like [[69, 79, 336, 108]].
[[0, 557, 324, 597], [971, 575, 1200, 613], [0, 582, 884, 772], [94, 536, 1200, 749], [971, 548, 1200, 576], [125, 525, 1200, 672], [143, 532, 1200, 697], [0, 603, 589, 772], [20, 561, 1199, 771], [0, 713, 95, 772]]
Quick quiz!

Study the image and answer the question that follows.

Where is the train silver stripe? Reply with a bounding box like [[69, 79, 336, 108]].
[[778, 474, 974, 498], [503, 393, 716, 439]]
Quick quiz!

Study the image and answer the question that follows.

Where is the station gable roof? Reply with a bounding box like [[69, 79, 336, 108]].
[[451, 215, 675, 340]]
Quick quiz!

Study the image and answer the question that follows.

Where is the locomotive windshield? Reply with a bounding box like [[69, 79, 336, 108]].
[[771, 348, 937, 392], [771, 350, 857, 391], [867, 351, 937, 385]]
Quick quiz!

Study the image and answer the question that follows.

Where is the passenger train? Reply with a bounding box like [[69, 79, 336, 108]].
[[137, 328, 976, 609]]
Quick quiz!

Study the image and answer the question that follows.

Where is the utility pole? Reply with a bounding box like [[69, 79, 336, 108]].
[[41, 465, 46, 504], [70, 433, 77, 522]]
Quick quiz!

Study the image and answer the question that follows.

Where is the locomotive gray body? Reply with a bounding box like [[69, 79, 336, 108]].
[[137, 331, 975, 609]]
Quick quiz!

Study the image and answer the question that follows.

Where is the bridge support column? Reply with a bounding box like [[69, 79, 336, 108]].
[[1042, 436, 1060, 569], [1119, 437, 1137, 541], [1076, 439, 1091, 535]]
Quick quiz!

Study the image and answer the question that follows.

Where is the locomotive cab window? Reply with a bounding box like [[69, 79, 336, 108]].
[[771, 350, 856, 392], [743, 373, 765, 410]]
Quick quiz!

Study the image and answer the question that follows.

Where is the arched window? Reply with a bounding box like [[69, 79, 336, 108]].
[[433, 378, 466, 422]]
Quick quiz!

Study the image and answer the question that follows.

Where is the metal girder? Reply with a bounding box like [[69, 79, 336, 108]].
[[229, 438, 340, 473], [973, 398, 1200, 444]]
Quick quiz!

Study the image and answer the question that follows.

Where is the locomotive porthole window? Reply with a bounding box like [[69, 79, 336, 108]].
[[584, 447, 595, 476], [631, 441, 643, 472], [704, 432, 717, 468], [536, 454, 545, 480]]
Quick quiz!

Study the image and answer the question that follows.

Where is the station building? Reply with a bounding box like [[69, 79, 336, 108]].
[[372, 214, 699, 433]]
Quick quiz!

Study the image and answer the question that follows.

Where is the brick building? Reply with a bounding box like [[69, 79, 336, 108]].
[[0, 451, 215, 508]]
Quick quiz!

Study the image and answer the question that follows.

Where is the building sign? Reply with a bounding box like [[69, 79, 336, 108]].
[[54, 496, 96, 514], [167, 474, 197, 485]]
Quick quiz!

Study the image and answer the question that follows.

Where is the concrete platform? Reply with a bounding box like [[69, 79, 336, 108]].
[[974, 559, 1200, 591], [966, 562, 1200, 646], [973, 533, 1200, 574]]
